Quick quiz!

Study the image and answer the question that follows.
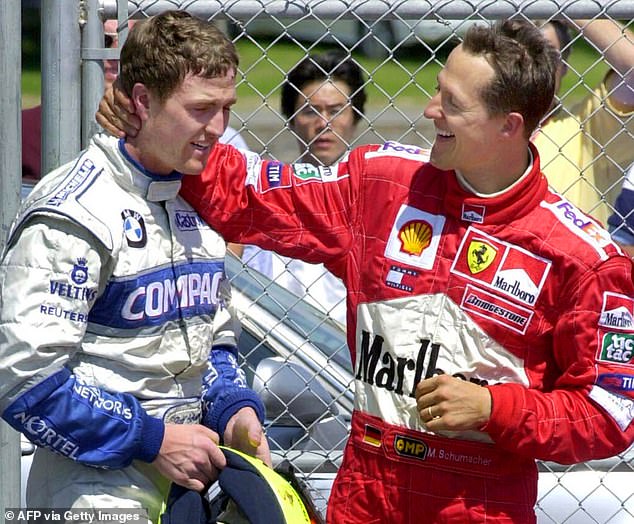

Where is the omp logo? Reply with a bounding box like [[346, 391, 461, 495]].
[[600, 333, 634, 365], [599, 292, 634, 331], [394, 435, 428, 460], [451, 227, 551, 307], [174, 210, 209, 231]]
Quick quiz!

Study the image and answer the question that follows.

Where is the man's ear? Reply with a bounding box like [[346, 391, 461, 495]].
[[500, 111, 525, 139], [130, 83, 152, 121]]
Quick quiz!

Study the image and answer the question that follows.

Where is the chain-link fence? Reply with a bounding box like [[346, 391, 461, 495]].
[[3, 0, 634, 522]]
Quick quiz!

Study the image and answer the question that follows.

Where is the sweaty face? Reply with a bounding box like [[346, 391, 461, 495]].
[[132, 70, 237, 175], [423, 45, 508, 183], [290, 80, 358, 166]]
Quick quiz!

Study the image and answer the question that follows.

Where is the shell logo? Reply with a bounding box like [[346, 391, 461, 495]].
[[398, 220, 432, 256]]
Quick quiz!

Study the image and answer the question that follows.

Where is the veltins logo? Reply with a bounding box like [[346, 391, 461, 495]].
[[600, 332, 634, 366], [394, 434, 428, 460]]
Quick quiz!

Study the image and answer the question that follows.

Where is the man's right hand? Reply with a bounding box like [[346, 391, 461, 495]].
[[153, 423, 227, 492], [95, 79, 141, 138]]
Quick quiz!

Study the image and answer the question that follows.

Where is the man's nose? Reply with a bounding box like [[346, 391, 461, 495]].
[[423, 93, 442, 120], [206, 111, 226, 137]]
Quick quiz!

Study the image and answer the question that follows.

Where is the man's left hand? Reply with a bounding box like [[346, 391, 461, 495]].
[[415, 374, 492, 432]]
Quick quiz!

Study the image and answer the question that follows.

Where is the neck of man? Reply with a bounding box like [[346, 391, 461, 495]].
[[457, 145, 532, 196]]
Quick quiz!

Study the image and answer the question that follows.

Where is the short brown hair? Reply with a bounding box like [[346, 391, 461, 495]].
[[462, 20, 559, 137], [119, 10, 238, 102]]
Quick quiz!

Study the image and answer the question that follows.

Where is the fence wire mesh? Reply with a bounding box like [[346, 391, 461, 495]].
[[35, 0, 634, 521]]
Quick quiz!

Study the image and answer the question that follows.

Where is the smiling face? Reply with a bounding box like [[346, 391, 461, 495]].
[[290, 80, 358, 166], [129, 70, 236, 175], [423, 44, 510, 182]]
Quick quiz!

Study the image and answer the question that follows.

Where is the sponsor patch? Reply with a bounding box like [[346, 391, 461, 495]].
[[394, 434, 428, 460], [174, 210, 210, 231], [461, 284, 533, 334], [385, 265, 419, 292], [384, 205, 445, 271], [598, 332, 634, 366], [597, 373, 634, 393], [365, 141, 430, 161], [71, 258, 89, 285], [542, 198, 613, 256], [451, 227, 551, 307], [588, 385, 634, 431], [260, 162, 291, 192], [461, 203, 486, 223], [47, 158, 96, 206], [291, 163, 342, 185], [362, 424, 382, 447], [599, 292, 634, 332], [121, 209, 147, 248]]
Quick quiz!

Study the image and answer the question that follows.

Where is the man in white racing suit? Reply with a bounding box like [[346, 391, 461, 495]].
[[0, 11, 267, 522]]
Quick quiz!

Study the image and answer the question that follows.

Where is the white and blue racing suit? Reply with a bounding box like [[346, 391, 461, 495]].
[[0, 134, 263, 520]]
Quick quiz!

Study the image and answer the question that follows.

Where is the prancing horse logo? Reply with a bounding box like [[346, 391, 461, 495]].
[[468, 240, 497, 274]]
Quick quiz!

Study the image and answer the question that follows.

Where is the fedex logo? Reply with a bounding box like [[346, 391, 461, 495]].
[[451, 227, 551, 306], [599, 292, 634, 331], [365, 141, 430, 161]]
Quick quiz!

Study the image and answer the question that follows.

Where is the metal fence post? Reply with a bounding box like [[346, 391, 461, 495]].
[[0, 0, 24, 518], [41, 0, 82, 175]]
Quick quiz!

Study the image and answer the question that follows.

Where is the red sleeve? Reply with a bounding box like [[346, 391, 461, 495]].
[[484, 255, 634, 463], [180, 143, 363, 266]]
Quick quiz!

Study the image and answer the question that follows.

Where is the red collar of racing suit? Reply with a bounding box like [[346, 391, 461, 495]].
[[438, 143, 549, 225]]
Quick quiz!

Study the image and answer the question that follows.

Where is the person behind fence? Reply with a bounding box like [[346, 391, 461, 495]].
[[0, 11, 269, 521], [238, 51, 367, 325], [96, 18, 634, 524], [608, 161, 634, 258], [534, 18, 634, 226]]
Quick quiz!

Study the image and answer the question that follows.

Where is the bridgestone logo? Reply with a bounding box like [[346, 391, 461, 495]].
[[465, 294, 527, 326]]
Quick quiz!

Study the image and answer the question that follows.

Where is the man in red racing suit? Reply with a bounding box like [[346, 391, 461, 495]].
[[181, 131, 634, 522], [175, 20, 634, 523]]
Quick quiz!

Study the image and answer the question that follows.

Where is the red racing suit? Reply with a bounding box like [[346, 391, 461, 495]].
[[181, 141, 634, 523]]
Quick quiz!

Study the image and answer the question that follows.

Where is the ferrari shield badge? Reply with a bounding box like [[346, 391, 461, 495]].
[[467, 240, 497, 274]]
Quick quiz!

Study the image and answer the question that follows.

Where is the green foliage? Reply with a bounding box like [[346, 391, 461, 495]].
[[22, 34, 608, 109]]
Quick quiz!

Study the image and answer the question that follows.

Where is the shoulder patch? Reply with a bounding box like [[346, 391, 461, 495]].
[[541, 197, 615, 260], [14, 151, 114, 251], [365, 141, 431, 162]]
